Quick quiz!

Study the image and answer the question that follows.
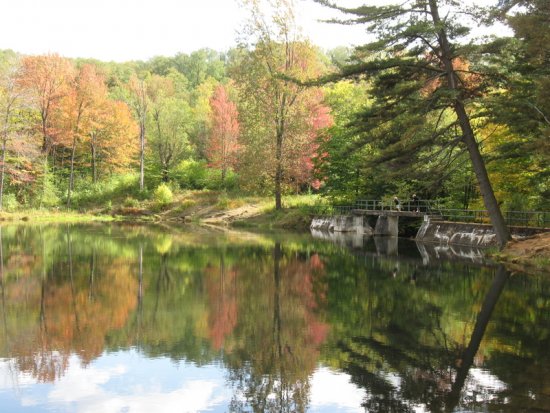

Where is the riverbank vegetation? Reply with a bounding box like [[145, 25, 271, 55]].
[[0, 1, 547, 240]]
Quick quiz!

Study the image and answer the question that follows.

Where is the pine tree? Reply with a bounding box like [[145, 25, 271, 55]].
[[314, 0, 511, 247]]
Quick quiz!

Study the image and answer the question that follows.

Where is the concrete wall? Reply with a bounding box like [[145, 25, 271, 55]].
[[416, 218, 498, 247], [373, 215, 399, 236], [310, 215, 373, 235], [312, 214, 547, 248]]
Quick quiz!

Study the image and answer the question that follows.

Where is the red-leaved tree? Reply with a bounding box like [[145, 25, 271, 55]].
[[207, 84, 240, 183]]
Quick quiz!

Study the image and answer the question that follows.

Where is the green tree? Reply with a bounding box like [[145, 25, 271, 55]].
[[0, 54, 23, 210], [486, 0, 550, 209], [235, 0, 329, 207], [126, 74, 150, 191], [147, 74, 192, 182], [314, 0, 512, 247]]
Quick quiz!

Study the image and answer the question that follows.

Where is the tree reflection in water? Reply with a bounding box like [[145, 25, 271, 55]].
[[0, 224, 548, 412], [225, 242, 328, 413]]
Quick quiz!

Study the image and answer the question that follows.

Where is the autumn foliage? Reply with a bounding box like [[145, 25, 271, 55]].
[[207, 84, 240, 182]]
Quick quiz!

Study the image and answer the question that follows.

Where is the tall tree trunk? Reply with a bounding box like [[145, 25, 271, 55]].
[[428, 0, 511, 248], [455, 104, 510, 246], [67, 135, 77, 208], [0, 137, 6, 211], [90, 133, 97, 184], [41, 116, 49, 154], [40, 157, 49, 209], [0, 104, 11, 211], [275, 128, 284, 210], [139, 122, 145, 191]]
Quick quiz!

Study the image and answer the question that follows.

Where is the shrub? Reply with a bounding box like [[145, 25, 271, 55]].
[[123, 197, 140, 208], [154, 183, 173, 207], [173, 160, 239, 191], [174, 160, 209, 189], [32, 164, 60, 208], [1, 193, 19, 212], [217, 192, 229, 209]]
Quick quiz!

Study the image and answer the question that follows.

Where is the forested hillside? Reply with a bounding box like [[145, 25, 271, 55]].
[[0, 0, 547, 217]]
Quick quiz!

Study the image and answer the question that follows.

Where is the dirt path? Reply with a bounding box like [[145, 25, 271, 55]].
[[201, 204, 263, 225]]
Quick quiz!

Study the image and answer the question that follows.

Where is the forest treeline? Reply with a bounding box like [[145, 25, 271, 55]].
[[0, 0, 547, 214]]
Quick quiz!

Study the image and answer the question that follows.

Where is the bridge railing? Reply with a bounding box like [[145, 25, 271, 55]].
[[311, 199, 550, 229], [353, 199, 442, 213], [433, 209, 550, 229], [504, 211, 550, 228], [438, 209, 490, 224]]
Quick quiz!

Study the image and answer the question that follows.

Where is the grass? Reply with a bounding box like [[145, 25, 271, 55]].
[[230, 194, 326, 230], [0, 209, 115, 223], [0, 190, 326, 230]]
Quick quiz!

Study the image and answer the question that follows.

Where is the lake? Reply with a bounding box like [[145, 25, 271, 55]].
[[0, 223, 548, 412]]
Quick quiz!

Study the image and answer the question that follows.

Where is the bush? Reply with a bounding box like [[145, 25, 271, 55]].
[[32, 163, 60, 208], [173, 160, 239, 191], [123, 196, 140, 208], [69, 173, 145, 208], [154, 183, 173, 207], [1, 193, 19, 212], [174, 160, 209, 190], [217, 192, 229, 209]]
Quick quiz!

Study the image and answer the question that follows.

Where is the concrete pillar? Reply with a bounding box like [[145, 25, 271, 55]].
[[374, 215, 399, 236]]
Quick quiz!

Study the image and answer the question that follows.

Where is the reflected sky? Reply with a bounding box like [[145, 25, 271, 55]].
[[0, 352, 368, 413], [0, 353, 512, 413]]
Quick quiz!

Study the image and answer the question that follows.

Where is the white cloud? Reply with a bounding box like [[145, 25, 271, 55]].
[[0, 359, 36, 390], [48, 356, 127, 403], [310, 367, 366, 412]]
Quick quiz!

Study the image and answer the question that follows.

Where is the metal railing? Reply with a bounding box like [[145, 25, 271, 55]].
[[353, 199, 443, 214], [314, 199, 550, 229], [438, 209, 550, 229], [505, 211, 550, 228]]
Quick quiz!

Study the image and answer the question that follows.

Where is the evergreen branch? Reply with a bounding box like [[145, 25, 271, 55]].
[[528, 102, 550, 127]]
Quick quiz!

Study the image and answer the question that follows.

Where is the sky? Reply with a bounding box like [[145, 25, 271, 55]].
[[0, 0, 508, 62], [0, 0, 367, 62]]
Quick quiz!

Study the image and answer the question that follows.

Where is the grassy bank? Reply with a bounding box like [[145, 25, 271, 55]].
[[0, 210, 115, 224], [155, 191, 326, 230], [0, 190, 325, 229]]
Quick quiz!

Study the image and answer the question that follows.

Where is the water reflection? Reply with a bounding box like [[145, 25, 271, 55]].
[[310, 229, 487, 264], [0, 223, 548, 412]]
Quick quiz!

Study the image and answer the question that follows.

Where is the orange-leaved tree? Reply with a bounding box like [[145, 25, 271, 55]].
[[89, 99, 139, 182], [18, 54, 74, 154], [61, 64, 107, 207]]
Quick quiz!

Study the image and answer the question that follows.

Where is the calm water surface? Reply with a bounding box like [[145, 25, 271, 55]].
[[0, 223, 548, 413]]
